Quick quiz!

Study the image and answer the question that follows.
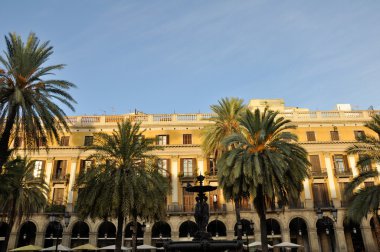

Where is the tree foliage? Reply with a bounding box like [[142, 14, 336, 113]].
[[76, 120, 170, 252], [0, 32, 76, 170], [218, 108, 309, 252]]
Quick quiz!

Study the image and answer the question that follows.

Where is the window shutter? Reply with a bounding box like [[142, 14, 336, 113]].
[[332, 155, 336, 169], [343, 155, 349, 170], [180, 159, 184, 173], [167, 135, 170, 145], [193, 158, 197, 175], [62, 161, 67, 176]]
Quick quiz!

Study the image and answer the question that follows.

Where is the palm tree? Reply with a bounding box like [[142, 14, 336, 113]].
[[75, 120, 170, 252], [218, 109, 309, 252], [345, 114, 380, 249], [0, 156, 49, 252], [201, 97, 246, 239], [0, 32, 76, 171]]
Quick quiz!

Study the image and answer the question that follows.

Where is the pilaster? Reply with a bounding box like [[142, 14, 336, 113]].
[[89, 232, 97, 246], [171, 157, 179, 203], [324, 153, 337, 200], [67, 157, 78, 212]]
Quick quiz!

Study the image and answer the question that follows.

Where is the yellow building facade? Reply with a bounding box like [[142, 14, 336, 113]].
[[2, 99, 380, 252]]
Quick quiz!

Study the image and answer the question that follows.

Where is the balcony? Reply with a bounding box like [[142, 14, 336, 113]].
[[288, 201, 305, 209], [311, 168, 328, 178], [314, 200, 333, 209], [45, 203, 66, 213], [334, 168, 352, 178], [51, 174, 70, 183], [210, 204, 227, 214], [166, 204, 227, 215]]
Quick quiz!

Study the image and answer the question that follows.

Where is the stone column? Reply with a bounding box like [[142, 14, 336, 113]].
[[282, 228, 290, 242], [171, 231, 179, 240], [334, 226, 348, 252], [61, 231, 70, 246], [89, 232, 97, 246], [143, 230, 152, 245], [7, 232, 18, 250], [226, 230, 234, 240], [324, 153, 338, 205], [171, 157, 179, 204], [35, 231, 45, 247], [308, 228, 320, 252], [361, 225, 377, 251]]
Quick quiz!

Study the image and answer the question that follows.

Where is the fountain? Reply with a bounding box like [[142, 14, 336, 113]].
[[164, 175, 243, 252]]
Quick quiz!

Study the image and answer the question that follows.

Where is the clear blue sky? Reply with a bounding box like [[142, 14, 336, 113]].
[[2, 1, 380, 115]]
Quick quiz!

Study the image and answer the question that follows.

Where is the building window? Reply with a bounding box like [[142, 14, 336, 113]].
[[339, 182, 350, 207], [181, 158, 195, 177], [53, 160, 67, 180], [157, 135, 169, 145], [312, 183, 330, 208], [354, 131, 365, 141], [208, 158, 217, 175], [309, 155, 321, 173], [158, 159, 170, 177], [60, 136, 70, 146], [84, 136, 93, 146], [80, 160, 93, 174], [306, 131, 316, 141], [33, 160, 44, 178], [52, 188, 64, 205], [333, 155, 349, 173], [183, 189, 195, 212], [358, 154, 372, 172], [330, 131, 340, 141], [183, 134, 192, 145]]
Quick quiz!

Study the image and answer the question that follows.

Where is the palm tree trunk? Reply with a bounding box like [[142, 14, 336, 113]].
[[0, 107, 17, 172], [372, 211, 380, 251], [115, 209, 124, 252], [2, 199, 17, 252], [132, 217, 138, 252], [234, 197, 242, 240], [255, 186, 269, 252]]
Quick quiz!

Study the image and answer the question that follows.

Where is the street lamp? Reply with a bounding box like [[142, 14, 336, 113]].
[[48, 212, 71, 252]]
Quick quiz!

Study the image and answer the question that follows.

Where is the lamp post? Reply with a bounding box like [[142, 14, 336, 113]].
[[49, 212, 71, 252]]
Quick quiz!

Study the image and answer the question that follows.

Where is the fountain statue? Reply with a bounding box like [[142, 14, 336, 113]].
[[164, 174, 243, 252]]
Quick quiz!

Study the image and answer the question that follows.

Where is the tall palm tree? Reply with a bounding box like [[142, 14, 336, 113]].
[[201, 97, 245, 239], [345, 114, 380, 249], [75, 120, 170, 252], [218, 109, 309, 252], [0, 156, 49, 252], [0, 32, 76, 171]]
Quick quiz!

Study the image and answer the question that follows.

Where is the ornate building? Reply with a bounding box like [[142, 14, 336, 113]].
[[1, 99, 379, 252]]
